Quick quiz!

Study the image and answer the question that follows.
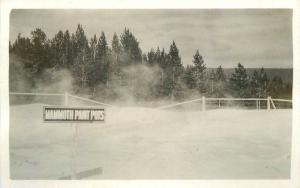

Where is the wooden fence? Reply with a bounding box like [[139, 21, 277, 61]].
[[9, 92, 292, 111]]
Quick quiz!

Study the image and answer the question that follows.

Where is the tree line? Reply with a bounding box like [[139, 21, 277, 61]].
[[9, 24, 292, 101]]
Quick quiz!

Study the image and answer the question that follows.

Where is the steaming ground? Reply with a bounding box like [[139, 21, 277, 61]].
[[10, 103, 291, 179]]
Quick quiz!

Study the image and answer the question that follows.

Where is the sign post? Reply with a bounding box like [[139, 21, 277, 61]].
[[43, 106, 105, 179], [71, 123, 78, 179]]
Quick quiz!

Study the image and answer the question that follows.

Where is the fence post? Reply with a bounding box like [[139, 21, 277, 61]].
[[202, 96, 206, 112], [270, 97, 277, 110], [65, 92, 69, 106], [267, 96, 270, 111]]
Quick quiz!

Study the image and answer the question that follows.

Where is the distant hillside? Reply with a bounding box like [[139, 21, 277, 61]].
[[208, 68, 293, 83]]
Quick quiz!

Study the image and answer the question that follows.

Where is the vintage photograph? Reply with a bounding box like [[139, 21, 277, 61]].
[[9, 9, 293, 179]]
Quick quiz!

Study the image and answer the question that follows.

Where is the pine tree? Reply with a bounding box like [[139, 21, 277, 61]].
[[229, 63, 250, 97], [250, 70, 260, 97], [192, 50, 206, 94], [88, 31, 109, 88], [166, 41, 184, 100], [111, 33, 123, 86], [153, 48, 168, 97], [51, 30, 65, 68], [98, 32, 110, 87], [90, 34, 97, 64], [284, 81, 292, 99], [208, 70, 216, 96], [184, 65, 197, 89], [11, 33, 32, 61], [269, 76, 283, 98], [120, 28, 142, 64], [30, 28, 49, 73], [212, 65, 227, 97], [250, 68, 269, 98], [147, 48, 156, 66], [215, 65, 226, 82], [112, 33, 121, 54], [63, 30, 72, 69], [97, 32, 108, 58], [193, 50, 205, 72], [72, 24, 90, 89], [258, 68, 269, 97], [169, 41, 183, 76]]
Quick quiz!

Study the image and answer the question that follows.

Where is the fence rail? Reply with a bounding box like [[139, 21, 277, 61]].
[[9, 92, 64, 96], [9, 92, 115, 107], [207, 97, 265, 101], [157, 96, 292, 110], [272, 99, 293, 103], [67, 94, 114, 107]]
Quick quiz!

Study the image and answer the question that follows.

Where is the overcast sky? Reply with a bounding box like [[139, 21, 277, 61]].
[[10, 9, 293, 68]]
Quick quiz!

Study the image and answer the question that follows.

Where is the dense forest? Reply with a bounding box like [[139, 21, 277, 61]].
[[9, 24, 292, 102]]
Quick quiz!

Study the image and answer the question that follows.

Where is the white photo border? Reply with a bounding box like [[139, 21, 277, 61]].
[[1, 0, 299, 188]]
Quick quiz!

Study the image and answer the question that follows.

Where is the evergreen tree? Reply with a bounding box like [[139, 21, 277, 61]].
[[250, 68, 269, 98], [97, 32, 108, 58], [208, 70, 216, 96], [11, 34, 32, 60], [72, 24, 90, 89], [112, 33, 121, 54], [169, 42, 183, 70], [51, 30, 65, 68], [142, 54, 148, 63], [158, 48, 167, 69], [154, 48, 168, 97], [120, 28, 142, 64], [192, 50, 206, 94], [90, 34, 97, 64], [184, 65, 197, 89], [155, 47, 161, 61], [284, 81, 293, 99], [63, 30, 72, 69], [269, 76, 284, 98], [10, 34, 34, 88], [166, 41, 184, 99], [229, 63, 250, 97], [147, 48, 156, 66], [212, 66, 227, 97], [250, 70, 260, 97], [88, 31, 109, 88], [258, 68, 269, 97], [215, 65, 226, 82], [98, 32, 110, 87], [111, 33, 123, 85], [250, 70, 262, 98], [30, 28, 50, 73], [193, 50, 205, 72]]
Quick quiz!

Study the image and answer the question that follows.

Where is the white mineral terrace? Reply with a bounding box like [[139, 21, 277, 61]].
[[9, 103, 292, 179]]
